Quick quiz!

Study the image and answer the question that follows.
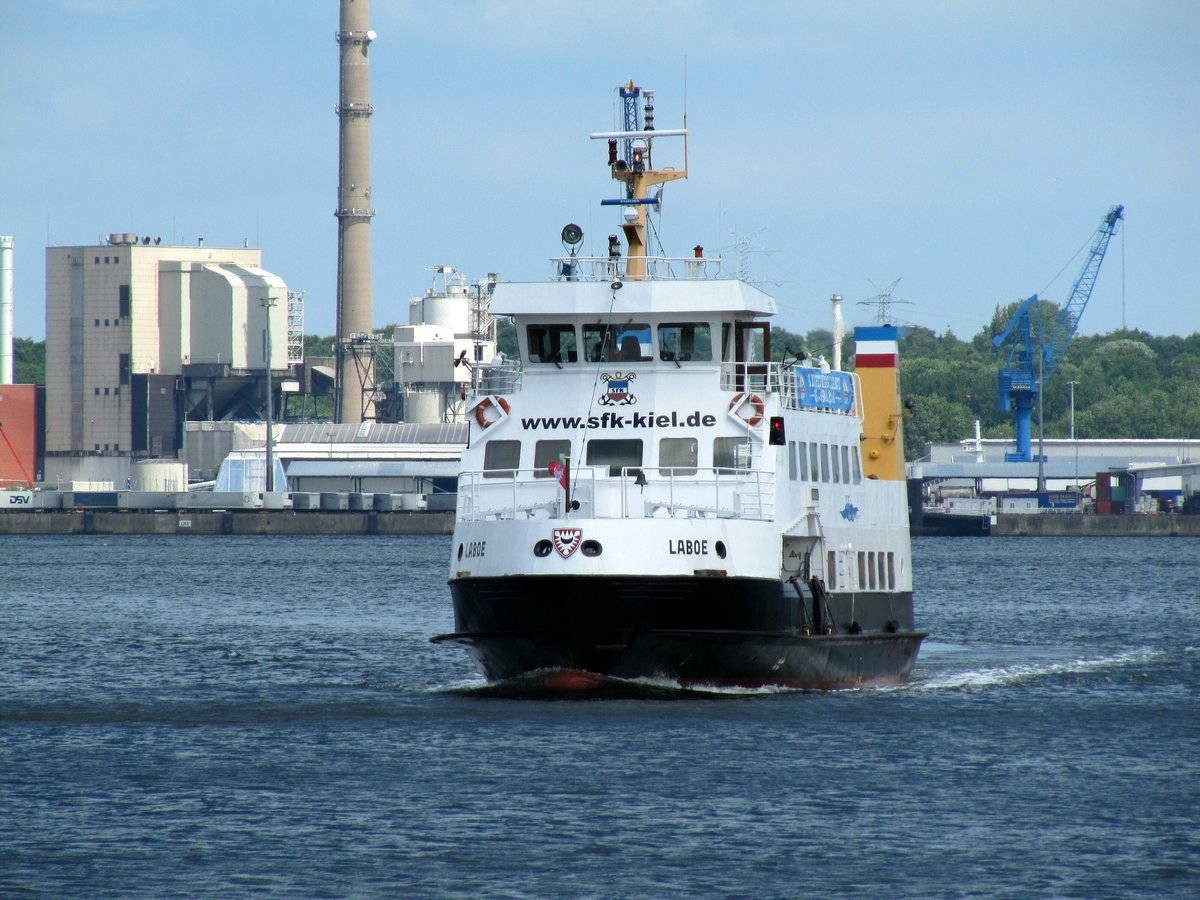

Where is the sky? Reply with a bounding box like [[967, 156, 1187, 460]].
[[2, 0, 1197, 344]]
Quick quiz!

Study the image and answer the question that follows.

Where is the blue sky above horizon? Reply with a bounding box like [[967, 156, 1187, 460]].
[[2, 0, 1196, 342]]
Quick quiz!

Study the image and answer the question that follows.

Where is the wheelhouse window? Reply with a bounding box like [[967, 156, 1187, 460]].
[[482, 439, 520, 478], [585, 438, 643, 476], [526, 324, 578, 364], [659, 437, 698, 476], [657, 322, 712, 362], [533, 439, 571, 477], [723, 321, 767, 363], [713, 436, 752, 470], [583, 323, 651, 362]]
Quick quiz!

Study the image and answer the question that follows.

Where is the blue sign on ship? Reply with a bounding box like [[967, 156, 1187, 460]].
[[794, 369, 855, 412]]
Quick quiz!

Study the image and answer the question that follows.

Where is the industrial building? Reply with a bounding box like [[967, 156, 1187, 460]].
[[43, 234, 296, 487], [393, 266, 497, 424], [910, 436, 1200, 526]]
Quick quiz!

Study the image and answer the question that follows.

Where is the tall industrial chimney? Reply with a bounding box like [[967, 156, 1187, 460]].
[[830, 293, 843, 371], [0, 236, 13, 384], [335, 0, 375, 423]]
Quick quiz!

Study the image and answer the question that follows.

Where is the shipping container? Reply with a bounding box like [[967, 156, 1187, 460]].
[[0, 385, 44, 487]]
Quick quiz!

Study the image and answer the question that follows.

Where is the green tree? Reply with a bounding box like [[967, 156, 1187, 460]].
[[496, 318, 518, 358], [13, 338, 45, 384], [902, 394, 975, 461], [303, 333, 336, 358]]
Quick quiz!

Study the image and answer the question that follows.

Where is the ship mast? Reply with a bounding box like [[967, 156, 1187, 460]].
[[589, 81, 687, 281]]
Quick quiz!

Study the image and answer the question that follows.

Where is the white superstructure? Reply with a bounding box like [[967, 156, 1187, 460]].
[[433, 82, 922, 689]]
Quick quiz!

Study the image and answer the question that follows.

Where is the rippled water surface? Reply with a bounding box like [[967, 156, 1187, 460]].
[[1, 534, 1197, 898]]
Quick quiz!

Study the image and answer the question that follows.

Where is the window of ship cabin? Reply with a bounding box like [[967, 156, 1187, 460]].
[[657, 322, 713, 362], [586, 439, 643, 476], [583, 323, 651, 362], [877, 552, 887, 591], [526, 324, 578, 364], [830, 444, 841, 483], [809, 443, 819, 483], [798, 441, 809, 481], [887, 552, 896, 589], [788, 441, 798, 480], [482, 440, 520, 478], [659, 437, 698, 476], [851, 447, 862, 483], [868, 552, 878, 589], [858, 552, 867, 589], [533, 440, 571, 478], [713, 437, 752, 471], [827, 551, 837, 589], [720, 321, 768, 362], [820, 444, 830, 482]]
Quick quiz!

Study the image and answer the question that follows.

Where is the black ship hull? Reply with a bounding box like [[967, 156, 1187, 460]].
[[434, 575, 925, 690], [911, 510, 992, 536]]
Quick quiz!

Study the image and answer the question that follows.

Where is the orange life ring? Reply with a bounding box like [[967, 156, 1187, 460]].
[[474, 396, 511, 428], [729, 392, 765, 426]]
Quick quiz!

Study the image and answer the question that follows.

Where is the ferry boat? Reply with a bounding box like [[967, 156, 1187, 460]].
[[432, 82, 925, 689]]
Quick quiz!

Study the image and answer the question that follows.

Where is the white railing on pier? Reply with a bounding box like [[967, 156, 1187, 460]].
[[457, 465, 775, 523]]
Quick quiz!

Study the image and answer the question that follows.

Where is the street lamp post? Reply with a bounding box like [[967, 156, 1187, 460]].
[[1068, 380, 1079, 493], [262, 295, 277, 493], [1036, 351, 1045, 495]]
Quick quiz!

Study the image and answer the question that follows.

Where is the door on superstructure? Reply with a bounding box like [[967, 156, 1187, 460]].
[[732, 322, 770, 393]]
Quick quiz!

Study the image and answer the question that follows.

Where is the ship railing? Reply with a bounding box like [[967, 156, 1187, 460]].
[[720, 362, 864, 419], [624, 466, 775, 521], [550, 256, 723, 282], [469, 360, 523, 395], [457, 465, 775, 522], [457, 468, 595, 522]]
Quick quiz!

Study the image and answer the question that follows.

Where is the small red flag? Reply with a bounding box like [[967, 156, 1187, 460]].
[[547, 460, 568, 490]]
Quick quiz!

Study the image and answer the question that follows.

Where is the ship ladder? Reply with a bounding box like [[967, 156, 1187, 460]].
[[786, 576, 814, 636]]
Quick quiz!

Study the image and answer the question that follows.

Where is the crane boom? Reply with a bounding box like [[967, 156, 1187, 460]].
[[1041, 205, 1124, 380], [993, 205, 1124, 462]]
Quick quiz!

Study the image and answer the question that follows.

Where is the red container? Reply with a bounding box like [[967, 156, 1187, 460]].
[[0, 385, 43, 487]]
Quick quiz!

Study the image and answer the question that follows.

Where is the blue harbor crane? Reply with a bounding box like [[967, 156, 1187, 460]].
[[993, 204, 1124, 462]]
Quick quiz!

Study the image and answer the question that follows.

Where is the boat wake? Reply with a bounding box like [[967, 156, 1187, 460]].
[[438, 669, 796, 700], [906, 647, 1164, 692]]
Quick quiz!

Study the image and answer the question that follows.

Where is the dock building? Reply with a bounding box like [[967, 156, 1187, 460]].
[[44, 234, 294, 487]]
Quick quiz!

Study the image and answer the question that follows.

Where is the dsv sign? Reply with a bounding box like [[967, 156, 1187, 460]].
[[6, 492, 32, 505]]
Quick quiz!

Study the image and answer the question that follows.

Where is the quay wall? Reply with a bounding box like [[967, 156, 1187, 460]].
[[990, 514, 1200, 537], [0, 510, 455, 536]]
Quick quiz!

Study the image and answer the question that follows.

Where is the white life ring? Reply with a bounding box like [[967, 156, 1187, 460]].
[[729, 392, 765, 426], [474, 396, 511, 428]]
